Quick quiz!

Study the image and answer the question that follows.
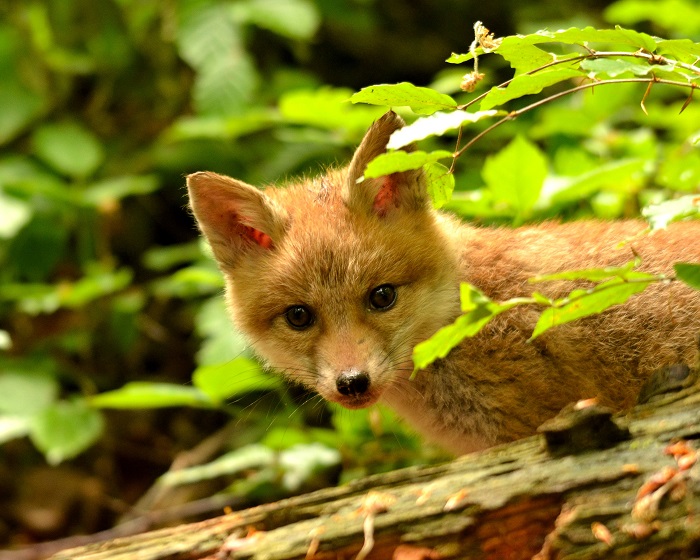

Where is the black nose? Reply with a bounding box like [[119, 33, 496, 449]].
[[336, 369, 370, 397]]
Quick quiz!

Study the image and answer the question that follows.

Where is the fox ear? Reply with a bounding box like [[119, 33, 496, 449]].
[[345, 111, 427, 216], [187, 172, 288, 268]]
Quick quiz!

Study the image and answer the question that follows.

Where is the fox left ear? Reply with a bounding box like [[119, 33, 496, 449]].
[[344, 111, 427, 216], [187, 172, 288, 269]]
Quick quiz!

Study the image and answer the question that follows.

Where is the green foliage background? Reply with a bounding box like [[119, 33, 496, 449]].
[[0, 0, 699, 546]]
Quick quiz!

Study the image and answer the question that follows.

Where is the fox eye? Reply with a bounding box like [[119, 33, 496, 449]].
[[285, 305, 314, 330], [369, 284, 397, 310]]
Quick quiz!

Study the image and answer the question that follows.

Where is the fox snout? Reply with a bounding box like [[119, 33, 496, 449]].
[[336, 368, 371, 397]]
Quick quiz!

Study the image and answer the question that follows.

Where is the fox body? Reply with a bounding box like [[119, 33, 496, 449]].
[[187, 112, 700, 454]]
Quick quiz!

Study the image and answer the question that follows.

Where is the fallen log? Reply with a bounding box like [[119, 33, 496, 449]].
[[50, 379, 700, 560]]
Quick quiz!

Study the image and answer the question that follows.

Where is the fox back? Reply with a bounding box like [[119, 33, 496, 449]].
[[187, 112, 700, 454]]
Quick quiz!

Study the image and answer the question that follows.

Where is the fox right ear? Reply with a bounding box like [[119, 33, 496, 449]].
[[186, 172, 288, 268], [344, 111, 427, 216]]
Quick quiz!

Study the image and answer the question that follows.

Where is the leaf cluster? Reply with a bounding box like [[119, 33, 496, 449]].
[[349, 24, 700, 373]]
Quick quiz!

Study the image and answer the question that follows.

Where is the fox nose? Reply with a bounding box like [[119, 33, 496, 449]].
[[336, 369, 370, 397]]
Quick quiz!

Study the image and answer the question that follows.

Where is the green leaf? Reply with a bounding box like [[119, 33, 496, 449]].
[[531, 278, 655, 339], [153, 266, 225, 298], [176, 2, 240, 70], [386, 110, 498, 150], [642, 195, 700, 229], [0, 416, 31, 445], [496, 43, 557, 74], [237, 0, 320, 40], [192, 357, 281, 403], [351, 83, 457, 115], [60, 268, 133, 308], [551, 26, 657, 52], [143, 242, 203, 272], [32, 122, 104, 179], [279, 88, 384, 134], [655, 39, 700, 62], [480, 68, 583, 111], [0, 191, 31, 238], [657, 151, 700, 192], [193, 53, 258, 116], [446, 51, 477, 64], [488, 27, 657, 58], [29, 400, 104, 465], [675, 263, 700, 290], [363, 150, 453, 178], [82, 175, 161, 206], [91, 382, 213, 409], [159, 444, 274, 486], [194, 297, 247, 365], [0, 367, 58, 416], [0, 81, 45, 145], [580, 57, 674, 78], [413, 285, 524, 371], [529, 260, 654, 283], [424, 162, 455, 209], [482, 136, 547, 221], [605, 1, 700, 39], [548, 159, 648, 206]]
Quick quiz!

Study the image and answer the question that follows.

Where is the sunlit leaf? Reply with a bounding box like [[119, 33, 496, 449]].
[[675, 263, 700, 290], [351, 83, 457, 115], [363, 150, 453, 178], [529, 260, 654, 283], [279, 88, 383, 134], [0, 367, 58, 416], [0, 191, 31, 238], [482, 136, 547, 221], [413, 285, 524, 371], [82, 175, 161, 206], [0, 416, 30, 445], [424, 162, 455, 209], [29, 400, 104, 465], [480, 68, 583, 110], [605, 0, 700, 39], [159, 444, 274, 486], [386, 110, 498, 149], [193, 357, 281, 403], [655, 39, 700, 62], [642, 194, 700, 229], [194, 297, 248, 366], [496, 43, 556, 74], [531, 278, 655, 339], [580, 57, 674, 78], [237, 0, 320, 40], [91, 382, 213, 409], [548, 159, 648, 206]]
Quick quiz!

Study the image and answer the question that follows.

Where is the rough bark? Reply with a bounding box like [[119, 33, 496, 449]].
[[50, 382, 700, 560]]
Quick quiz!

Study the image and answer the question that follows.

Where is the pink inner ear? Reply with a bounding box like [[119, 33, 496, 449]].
[[241, 224, 274, 249], [372, 174, 400, 216]]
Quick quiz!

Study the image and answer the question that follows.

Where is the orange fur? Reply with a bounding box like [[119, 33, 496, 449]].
[[187, 112, 700, 454]]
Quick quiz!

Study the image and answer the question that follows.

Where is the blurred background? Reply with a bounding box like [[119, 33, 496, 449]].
[[1, 0, 698, 554]]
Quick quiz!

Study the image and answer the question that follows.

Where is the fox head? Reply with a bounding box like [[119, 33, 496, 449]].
[[187, 112, 460, 410]]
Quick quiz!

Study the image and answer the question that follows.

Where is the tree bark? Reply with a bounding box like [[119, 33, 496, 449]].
[[50, 382, 700, 560]]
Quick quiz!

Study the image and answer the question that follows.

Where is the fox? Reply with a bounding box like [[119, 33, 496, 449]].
[[186, 111, 700, 455]]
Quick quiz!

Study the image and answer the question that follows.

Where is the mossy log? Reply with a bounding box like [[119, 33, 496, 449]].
[[51, 381, 700, 560]]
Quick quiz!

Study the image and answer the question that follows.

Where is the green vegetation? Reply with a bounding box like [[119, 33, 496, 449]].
[[0, 0, 699, 546]]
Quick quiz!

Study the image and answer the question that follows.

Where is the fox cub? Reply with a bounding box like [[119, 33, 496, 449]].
[[187, 111, 700, 454]]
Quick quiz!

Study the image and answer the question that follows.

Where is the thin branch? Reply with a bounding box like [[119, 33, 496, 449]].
[[458, 49, 700, 113], [455, 77, 697, 158]]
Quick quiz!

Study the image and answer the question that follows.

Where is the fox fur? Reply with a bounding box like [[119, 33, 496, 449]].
[[187, 111, 700, 454]]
